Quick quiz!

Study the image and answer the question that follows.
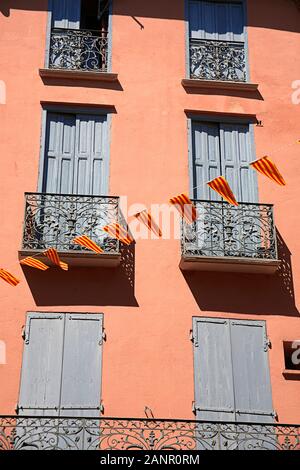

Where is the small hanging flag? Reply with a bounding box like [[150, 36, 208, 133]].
[[169, 193, 197, 224], [103, 223, 134, 245], [207, 176, 238, 206], [73, 235, 104, 254], [133, 210, 162, 238], [0, 269, 20, 286], [44, 248, 69, 271], [20, 257, 49, 271], [250, 156, 286, 186]]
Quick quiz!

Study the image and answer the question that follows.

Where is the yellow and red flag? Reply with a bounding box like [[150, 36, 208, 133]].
[[207, 176, 238, 206], [103, 223, 134, 246], [73, 235, 103, 254], [250, 156, 286, 186], [44, 248, 68, 271], [134, 210, 162, 238], [169, 193, 197, 224], [20, 257, 49, 271], [0, 269, 20, 286]]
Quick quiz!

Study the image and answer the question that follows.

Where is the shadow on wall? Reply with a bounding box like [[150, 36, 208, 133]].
[[181, 230, 299, 317], [1, 0, 300, 33], [21, 244, 139, 307]]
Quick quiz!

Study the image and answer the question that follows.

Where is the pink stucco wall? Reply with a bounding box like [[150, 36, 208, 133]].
[[0, 0, 299, 423]]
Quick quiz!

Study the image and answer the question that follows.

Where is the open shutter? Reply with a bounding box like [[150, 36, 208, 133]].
[[220, 123, 258, 203], [59, 314, 103, 417], [230, 320, 274, 423], [193, 317, 236, 421], [189, 1, 245, 42], [74, 115, 108, 196], [192, 122, 222, 200], [18, 314, 64, 416], [43, 113, 76, 194], [51, 0, 81, 29]]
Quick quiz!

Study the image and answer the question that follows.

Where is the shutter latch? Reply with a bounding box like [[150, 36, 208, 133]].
[[192, 401, 196, 415], [100, 400, 104, 414], [189, 330, 194, 343], [264, 337, 272, 351], [15, 403, 20, 415], [272, 410, 278, 421]]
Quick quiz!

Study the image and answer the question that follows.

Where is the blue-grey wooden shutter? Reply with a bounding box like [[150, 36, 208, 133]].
[[43, 113, 76, 194], [52, 0, 81, 29], [18, 313, 65, 416], [230, 319, 274, 423], [59, 314, 103, 418], [193, 317, 236, 421], [220, 123, 258, 203], [74, 114, 108, 196], [191, 122, 222, 200], [189, 1, 245, 42]]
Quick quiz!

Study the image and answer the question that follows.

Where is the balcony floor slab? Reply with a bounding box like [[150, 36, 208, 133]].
[[19, 250, 121, 268], [180, 256, 281, 274]]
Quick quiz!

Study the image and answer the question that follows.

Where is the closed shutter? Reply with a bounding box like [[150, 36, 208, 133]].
[[192, 122, 222, 200], [74, 115, 108, 196], [193, 317, 236, 421], [43, 113, 76, 194], [60, 314, 103, 417], [230, 320, 274, 423], [18, 314, 65, 416], [52, 0, 81, 29], [193, 317, 274, 423], [220, 123, 258, 203], [189, 1, 245, 42]]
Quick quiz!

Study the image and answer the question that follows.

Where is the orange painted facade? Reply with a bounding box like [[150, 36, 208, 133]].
[[0, 0, 299, 426]]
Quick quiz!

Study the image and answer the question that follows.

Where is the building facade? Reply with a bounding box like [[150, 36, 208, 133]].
[[0, 0, 299, 450]]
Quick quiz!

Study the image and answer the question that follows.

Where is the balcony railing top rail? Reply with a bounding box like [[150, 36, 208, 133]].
[[49, 27, 109, 72], [181, 199, 278, 261], [21, 192, 121, 255], [190, 38, 246, 82], [0, 416, 299, 451]]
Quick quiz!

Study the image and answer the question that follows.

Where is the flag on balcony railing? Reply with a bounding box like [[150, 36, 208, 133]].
[[250, 156, 286, 186], [73, 235, 104, 254], [44, 248, 69, 271], [103, 223, 134, 246], [207, 176, 238, 206], [169, 194, 197, 224], [20, 257, 49, 271], [0, 269, 20, 286], [133, 210, 162, 238]]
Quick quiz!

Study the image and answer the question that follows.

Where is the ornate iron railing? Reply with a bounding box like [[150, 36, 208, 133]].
[[21, 193, 120, 254], [190, 38, 246, 82], [181, 200, 278, 260], [49, 28, 108, 72], [0, 417, 299, 450]]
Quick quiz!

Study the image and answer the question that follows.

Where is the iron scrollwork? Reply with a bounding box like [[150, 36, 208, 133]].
[[22, 193, 120, 254], [190, 39, 246, 82], [49, 28, 108, 72], [0, 417, 299, 451], [181, 200, 277, 260]]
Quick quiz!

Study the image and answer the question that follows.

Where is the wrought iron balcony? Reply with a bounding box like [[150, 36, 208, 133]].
[[49, 28, 108, 72], [180, 200, 280, 273], [0, 416, 299, 450], [20, 193, 122, 267], [190, 38, 246, 82]]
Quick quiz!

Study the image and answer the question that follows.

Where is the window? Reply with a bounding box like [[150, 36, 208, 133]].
[[188, 0, 247, 82], [283, 341, 300, 371], [48, 0, 110, 72], [192, 317, 275, 422]]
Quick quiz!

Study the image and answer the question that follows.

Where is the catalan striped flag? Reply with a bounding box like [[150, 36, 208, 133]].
[[73, 235, 104, 254], [44, 248, 69, 271], [134, 210, 162, 238], [0, 269, 20, 286], [250, 156, 286, 186], [169, 193, 197, 224], [20, 257, 49, 271], [207, 176, 238, 206], [103, 222, 134, 245]]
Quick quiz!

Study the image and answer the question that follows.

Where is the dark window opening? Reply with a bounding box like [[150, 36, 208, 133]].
[[80, 0, 109, 33], [283, 341, 300, 371]]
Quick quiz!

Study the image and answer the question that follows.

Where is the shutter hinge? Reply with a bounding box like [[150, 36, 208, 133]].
[[264, 337, 272, 351], [15, 403, 20, 415], [100, 328, 106, 345], [272, 410, 278, 421], [100, 400, 104, 414], [21, 325, 27, 342], [192, 401, 196, 415], [189, 329, 194, 343]]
